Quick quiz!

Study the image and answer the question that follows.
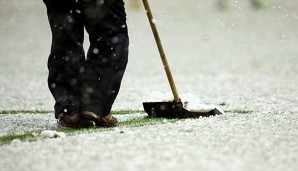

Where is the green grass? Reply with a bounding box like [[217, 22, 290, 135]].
[[0, 131, 38, 146], [120, 117, 178, 127], [0, 109, 252, 115], [225, 109, 253, 114], [252, 0, 267, 9], [0, 110, 145, 115], [0, 108, 252, 146], [0, 117, 177, 146], [112, 110, 145, 115], [0, 110, 52, 114]]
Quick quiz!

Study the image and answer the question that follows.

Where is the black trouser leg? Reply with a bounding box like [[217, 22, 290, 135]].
[[79, 0, 129, 115], [43, 0, 129, 117], [44, 0, 85, 118]]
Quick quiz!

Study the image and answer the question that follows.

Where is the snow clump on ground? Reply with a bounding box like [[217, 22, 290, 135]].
[[40, 130, 66, 139], [148, 91, 224, 112]]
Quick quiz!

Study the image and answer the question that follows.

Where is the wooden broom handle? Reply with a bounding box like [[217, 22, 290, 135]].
[[142, 0, 180, 102]]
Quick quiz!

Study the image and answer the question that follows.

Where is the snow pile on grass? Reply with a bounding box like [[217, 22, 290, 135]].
[[0, 113, 147, 137], [41, 130, 66, 139], [147, 91, 224, 112], [1, 112, 297, 171], [11, 139, 22, 145]]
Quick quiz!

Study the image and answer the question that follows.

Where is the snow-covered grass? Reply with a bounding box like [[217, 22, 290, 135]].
[[0, 111, 146, 136], [0, 109, 144, 115], [1, 0, 298, 170], [0, 111, 297, 171], [0, 112, 179, 146], [0, 108, 249, 141]]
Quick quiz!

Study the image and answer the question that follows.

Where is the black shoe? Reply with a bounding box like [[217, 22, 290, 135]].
[[81, 111, 118, 128], [57, 113, 95, 128]]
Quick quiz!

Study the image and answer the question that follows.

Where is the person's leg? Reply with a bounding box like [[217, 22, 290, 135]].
[[43, 0, 85, 118], [79, 0, 129, 116]]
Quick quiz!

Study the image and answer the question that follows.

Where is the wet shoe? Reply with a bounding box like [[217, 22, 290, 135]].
[[57, 113, 95, 128], [76, 119, 96, 128], [81, 111, 118, 128]]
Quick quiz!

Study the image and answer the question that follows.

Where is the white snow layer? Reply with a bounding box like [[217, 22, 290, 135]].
[[0, 112, 297, 171], [1, 0, 298, 171]]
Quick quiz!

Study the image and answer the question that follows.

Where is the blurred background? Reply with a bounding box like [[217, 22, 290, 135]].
[[0, 0, 297, 112]]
